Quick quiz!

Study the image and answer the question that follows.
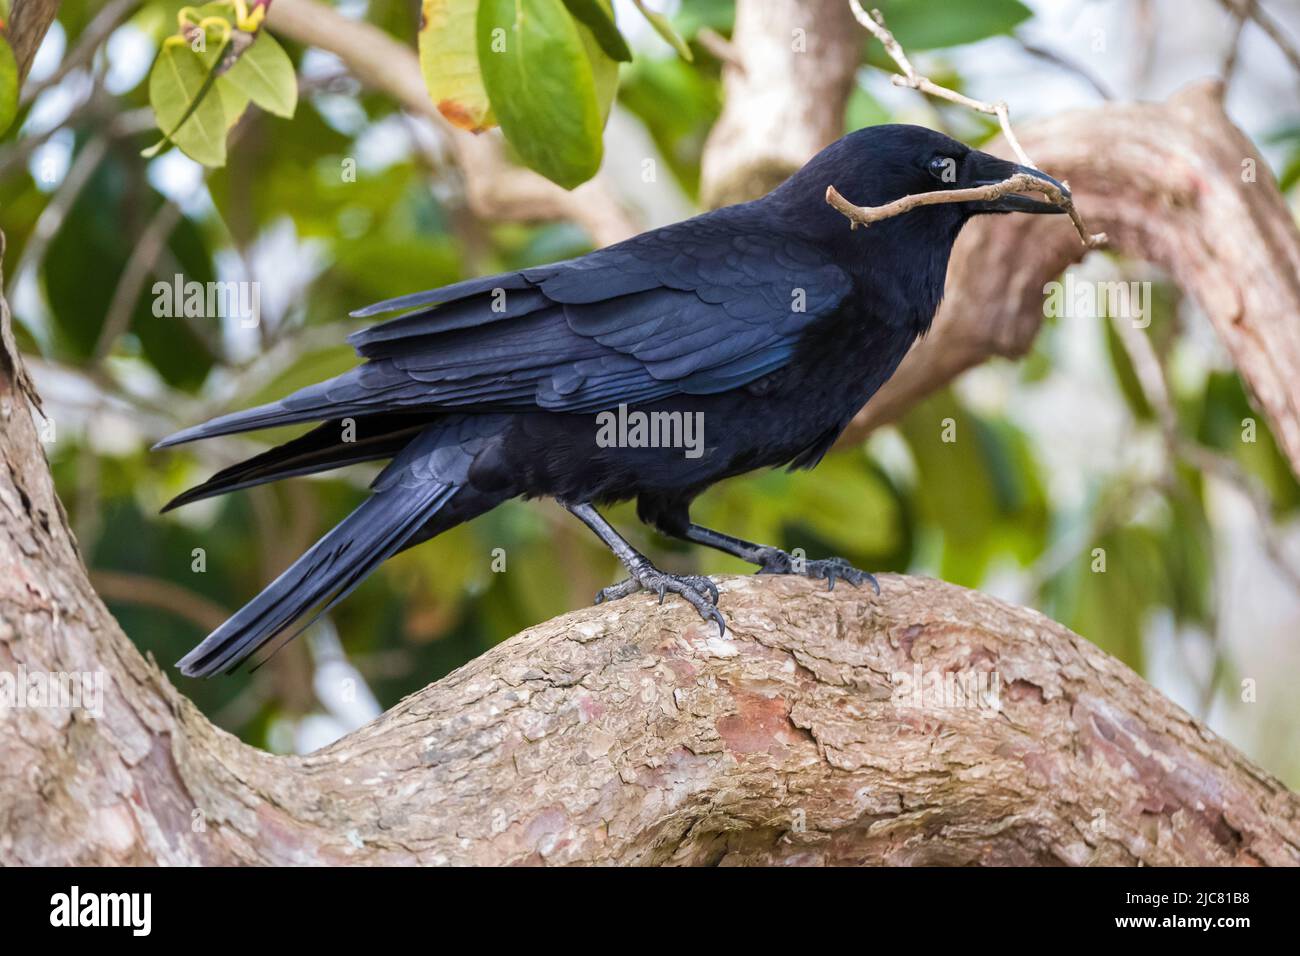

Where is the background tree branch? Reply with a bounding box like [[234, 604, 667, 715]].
[[5, 0, 62, 85]]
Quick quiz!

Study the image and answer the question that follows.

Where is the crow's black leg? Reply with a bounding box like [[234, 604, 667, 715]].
[[682, 524, 880, 594], [564, 502, 725, 635]]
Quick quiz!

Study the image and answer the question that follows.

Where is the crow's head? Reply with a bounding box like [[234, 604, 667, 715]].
[[771, 124, 1069, 242]]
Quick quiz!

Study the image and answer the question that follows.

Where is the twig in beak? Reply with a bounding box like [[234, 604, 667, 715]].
[[826, 173, 1108, 249]]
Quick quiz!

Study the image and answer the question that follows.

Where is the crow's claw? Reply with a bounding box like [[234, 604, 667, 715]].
[[595, 577, 642, 604], [757, 549, 880, 595], [596, 568, 725, 635], [700, 604, 727, 638]]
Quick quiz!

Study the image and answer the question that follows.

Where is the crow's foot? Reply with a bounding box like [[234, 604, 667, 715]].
[[595, 567, 725, 636], [755, 548, 880, 594]]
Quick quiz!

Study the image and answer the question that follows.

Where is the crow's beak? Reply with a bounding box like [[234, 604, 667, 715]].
[[968, 158, 1070, 215]]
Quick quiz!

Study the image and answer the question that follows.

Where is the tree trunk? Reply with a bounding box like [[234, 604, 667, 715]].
[[699, 0, 863, 209]]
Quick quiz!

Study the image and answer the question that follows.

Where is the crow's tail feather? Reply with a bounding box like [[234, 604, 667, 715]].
[[160, 415, 431, 513], [177, 479, 457, 678]]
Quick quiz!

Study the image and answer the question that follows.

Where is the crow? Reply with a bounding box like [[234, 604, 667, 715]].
[[157, 124, 1068, 677]]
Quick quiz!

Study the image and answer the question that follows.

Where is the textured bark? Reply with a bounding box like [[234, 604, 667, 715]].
[[839, 81, 1300, 475], [5, 449, 1299, 867], [5, 0, 62, 84], [700, 0, 863, 209]]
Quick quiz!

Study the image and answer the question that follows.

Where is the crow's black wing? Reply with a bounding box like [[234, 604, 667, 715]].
[[156, 214, 850, 447]]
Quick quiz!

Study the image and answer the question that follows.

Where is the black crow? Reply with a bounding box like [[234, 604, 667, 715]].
[[157, 124, 1068, 677]]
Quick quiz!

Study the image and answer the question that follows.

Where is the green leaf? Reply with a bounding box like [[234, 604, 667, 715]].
[[131, 212, 222, 388], [899, 390, 1047, 584], [215, 75, 250, 128], [1196, 370, 1300, 514], [477, 0, 604, 190], [1053, 522, 1164, 670], [419, 0, 496, 132], [146, 39, 228, 166], [874, 0, 1031, 51], [573, 0, 620, 124], [224, 31, 297, 118], [1268, 121, 1300, 192], [1161, 484, 1214, 627], [563, 0, 632, 62], [1280, 152, 1300, 193], [0, 32, 16, 137], [672, 0, 733, 39], [632, 0, 692, 61], [1103, 317, 1153, 422]]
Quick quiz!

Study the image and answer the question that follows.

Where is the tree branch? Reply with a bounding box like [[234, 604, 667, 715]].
[[89, 570, 231, 634], [1218, 0, 1300, 80], [5, 0, 61, 86], [18, 0, 137, 107]]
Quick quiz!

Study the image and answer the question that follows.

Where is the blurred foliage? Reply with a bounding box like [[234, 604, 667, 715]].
[[1, 0, 1299, 767], [871, 0, 1030, 52], [0, 30, 17, 137]]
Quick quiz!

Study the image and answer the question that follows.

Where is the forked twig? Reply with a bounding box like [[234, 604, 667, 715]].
[[835, 2, 1106, 248]]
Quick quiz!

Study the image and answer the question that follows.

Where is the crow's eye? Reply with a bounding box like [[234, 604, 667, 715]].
[[927, 155, 956, 183]]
